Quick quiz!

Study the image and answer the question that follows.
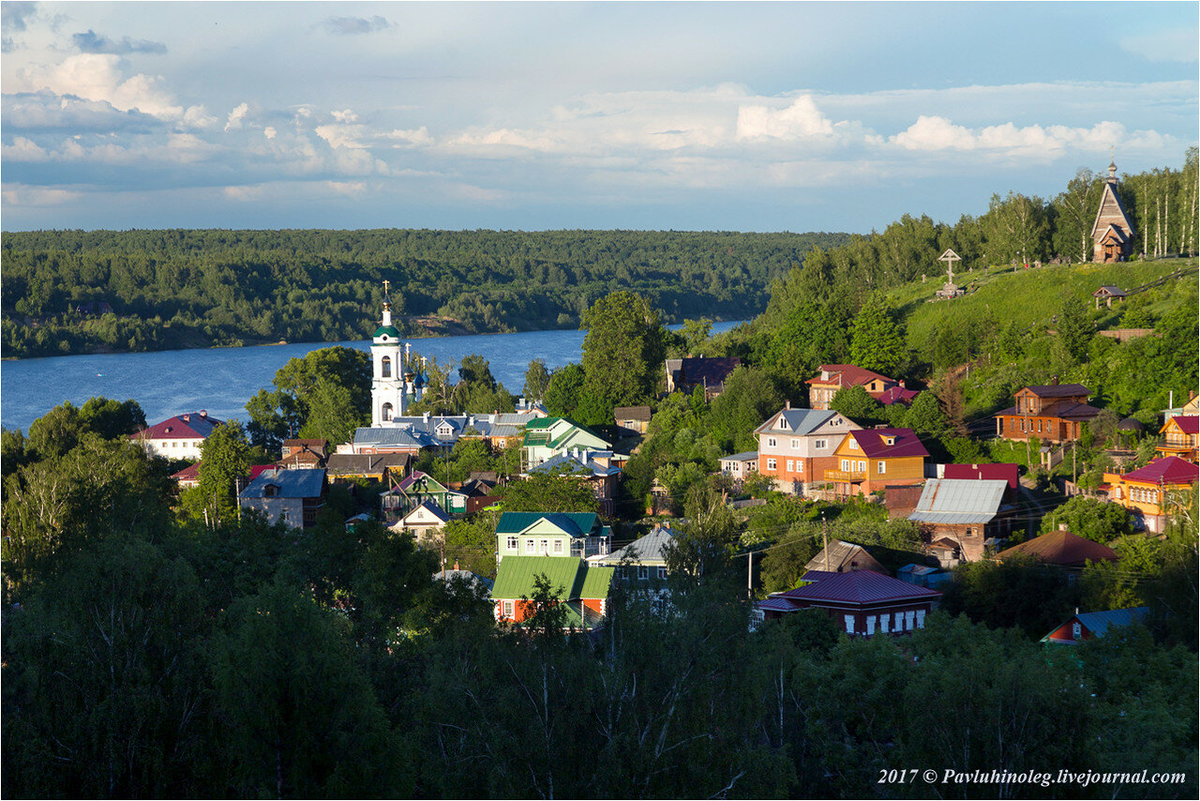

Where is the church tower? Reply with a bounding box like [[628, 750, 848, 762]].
[[370, 281, 405, 426], [1090, 153, 1136, 263]]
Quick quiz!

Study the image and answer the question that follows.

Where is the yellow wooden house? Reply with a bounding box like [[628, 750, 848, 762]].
[[824, 427, 928, 498]]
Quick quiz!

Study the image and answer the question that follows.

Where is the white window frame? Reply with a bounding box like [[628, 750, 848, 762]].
[[539, 538, 549, 554], [814, 439, 827, 450], [916, 609, 926, 629], [841, 459, 849, 471], [502, 600, 514, 618], [866, 616, 876, 635], [786, 459, 794, 473], [849, 439, 858, 450], [905, 610, 915, 630], [844, 615, 855, 634], [880, 615, 890, 633], [506, 536, 518, 551], [877, 461, 886, 475], [553, 539, 563, 554], [767, 458, 777, 471], [790, 438, 800, 450], [524, 539, 534, 554], [857, 461, 866, 473], [767, 437, 777, 448], [637, 566, 650, 580]]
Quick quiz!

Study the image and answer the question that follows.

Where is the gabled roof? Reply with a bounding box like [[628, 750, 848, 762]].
[[396, 470, 451, 493], [353, 426, 437, 449], [995, 529, 1118, 566], [613, 405, 652, 421], [495, 511, 599, 537], [1120, 456, 1199, 486], [720, 450, 759, 463], [325, 453, 411, 473], [600, 526, 675, 566], [133, 411, 225, 441], [942, 463, 1020, 491], [402, 500, 451, 524], [847, 428, 929, 459], [908, 478, 1008, 525], [1163, 416, 1199, 435], [878, 386, 920, 406], [528, 451, 621, 478], [804, 540, 885, 574], [1018, 383, 1090, 399], [1090, 181, 1135, 239], [678, 357, 742, 388], [1075, 607, 1148, 637], [239, 468, 326, 499], [754, 408, 838, 436], [806, 364, 895, 388], [491, 556, 614, 601], [775, 570, 941, 605], [1093, 285, 1127, 298]]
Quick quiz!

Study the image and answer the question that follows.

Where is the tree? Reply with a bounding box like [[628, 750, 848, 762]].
[[543, 362, 585, 418], [299, 377, 362, 444], [982, 191, 1050, 264], [849, 296, 907, 377], [580, 291, 666, 408], [192, 421, 252, 527], [498, 469, 599, 514], [250, 347, 370, 448], [522, 358, 552, 401], [664, 481, 741, 578], [678, 317, 713, 355], [522, 573, 570, 638], [458, 353, 497, 390], [828, 385, 883, 426], [902, 391, 950, 439], [78, 397, 146, 440], [1056, 296, 1093, 362], [1039, 496, 1133, 542]]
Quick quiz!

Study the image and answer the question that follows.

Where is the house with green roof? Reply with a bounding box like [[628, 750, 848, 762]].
[[491, 555, 615, 629], [495, 511, 612, 562], [522, 417, 611, 471]]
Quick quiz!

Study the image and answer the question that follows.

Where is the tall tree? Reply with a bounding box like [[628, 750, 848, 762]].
[[848, 295, 907, 377], [522, 358, 552, 402], [191, 421, 252, 527], [580, 291, 666, 410]]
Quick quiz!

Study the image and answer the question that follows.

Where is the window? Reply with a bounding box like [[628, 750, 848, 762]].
[[786, 459, 794, 473], [1072, 621, 1082, 640], [539, 539, 549, 554], [658, 567, 668, 579], [916, 610, 926, 629], [857, 461, 865, 473], [381, 355, 392, 378], [844, 615, 855, 634], [849, 439, 858, 449], [553, 539, 563, 554], [524, 539, 534, 554], [814, 439, 827, 450], [637, 566, 649, 580], [791, 439, 800, 449], [866, 616, 876, 635], [880, 615, 890, 633], [905, 610, 915, 630], [382, 402, 393, 422], [767, 437, 777, 448], [506, 536, 518, 551], [767, 458, 777, 470], [877, 461, 886, 475], [502, 600, 514, 618], [1037, 419, 1043, 433], [841, 459, 849, 471]]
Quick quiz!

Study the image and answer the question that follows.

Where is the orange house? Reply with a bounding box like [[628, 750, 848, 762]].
[[994, 383, 1100, 443], [491, 556, 614, 631], [823, 427, 928, 498], [1102, 456, 1199, 534], [1156, 416, 1199, 463], [806, 364, 899, 410]]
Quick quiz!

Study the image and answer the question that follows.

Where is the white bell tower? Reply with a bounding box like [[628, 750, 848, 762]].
[[370, 280, 405, 426]]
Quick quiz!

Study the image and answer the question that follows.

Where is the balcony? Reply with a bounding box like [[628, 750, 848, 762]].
[[570, 535, 611, 559], [823, 469, 866, 482]]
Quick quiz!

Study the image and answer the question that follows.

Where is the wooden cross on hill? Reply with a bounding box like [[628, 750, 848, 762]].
[[938, 249, 961, 284]]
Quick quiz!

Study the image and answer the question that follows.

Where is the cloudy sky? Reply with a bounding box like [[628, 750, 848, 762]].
[[2, 1, 1196, 233]]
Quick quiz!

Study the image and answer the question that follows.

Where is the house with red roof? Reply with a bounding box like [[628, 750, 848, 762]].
[[806, 364, 899, 410], [877, 384, 920, 407], [753, 403, 860, 496], [823, 427, 928, 498], [1156, 416, 1199, 463], [994, 527, 1119, 571], [1101, 456, 1199, 533], [993, 383, 1100, 443], [132, 410, 225, 460], [757, 570, 941, 637]]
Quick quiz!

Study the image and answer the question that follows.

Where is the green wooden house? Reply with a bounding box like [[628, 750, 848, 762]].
[[495, 511, 612, 562], [522, 417, 611, 471], [491, 555, 615, 629]]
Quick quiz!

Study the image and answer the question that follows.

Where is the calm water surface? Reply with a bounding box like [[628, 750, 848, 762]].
[[1, 320, 745, 432]]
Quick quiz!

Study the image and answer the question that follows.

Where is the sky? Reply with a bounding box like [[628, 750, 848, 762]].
[[1, 1, 1197, 234]]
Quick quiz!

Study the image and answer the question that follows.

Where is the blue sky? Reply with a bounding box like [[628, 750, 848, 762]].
[[2, 1, 1196, 233]]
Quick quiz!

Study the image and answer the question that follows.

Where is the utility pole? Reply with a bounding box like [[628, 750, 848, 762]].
[[822, 513, 830, 573]]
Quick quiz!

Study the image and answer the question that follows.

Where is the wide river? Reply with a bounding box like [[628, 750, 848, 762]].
[[1, 320, 746, 432]]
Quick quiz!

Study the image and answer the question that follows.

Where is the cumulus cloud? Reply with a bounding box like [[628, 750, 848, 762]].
[[385, 127, 433, 147], [323, 16, 391, 35], [263, 126, 277, 140], [331, 109, 358, 123], [2, 136, 51, 162], [314, 123, 367, 150], [12, 53, 208, 123], [225, 102, 250, 131], [736, 95, 835, 140], [2, 90, 160, 132], [72, 29, 167, 55], [2, 183, 83, 206], [890, 116, 1167, 158]]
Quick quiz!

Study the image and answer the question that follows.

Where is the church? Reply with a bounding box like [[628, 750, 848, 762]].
[[369, 282, 427, 426], [1090, 157, 1136, 263]]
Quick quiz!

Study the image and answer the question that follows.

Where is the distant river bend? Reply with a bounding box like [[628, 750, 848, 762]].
[[1, 321, 746, 432]]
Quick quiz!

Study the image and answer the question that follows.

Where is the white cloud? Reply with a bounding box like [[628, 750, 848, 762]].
[[314, 123, 367, 150], [736, 95, 835, 140], [890, 116, 1171, 158], [2, 183, 83, 206], [225, 102, 250, 131], [1120, 29, 1199, 64], [331, 108, 358, 123], [385, 127, 433, 147], [1, 135, 50, 161], [263, 126, 277, 140]]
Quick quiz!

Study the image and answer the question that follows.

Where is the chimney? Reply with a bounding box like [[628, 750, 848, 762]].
[[199, 410, 208, 418], [423, 411, 430, 423], [898, 380, 906, 389], [454, 561, 460, 571], [1051, 375, 1059, 385], [182, 414, 190, 422], [785, 400, 791, 410]]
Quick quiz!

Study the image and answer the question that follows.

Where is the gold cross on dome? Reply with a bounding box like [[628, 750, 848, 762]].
[[382, 279, 391, 295]]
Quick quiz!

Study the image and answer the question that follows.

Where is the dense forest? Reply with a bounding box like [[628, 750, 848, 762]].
[[0, 228, 849, 358]]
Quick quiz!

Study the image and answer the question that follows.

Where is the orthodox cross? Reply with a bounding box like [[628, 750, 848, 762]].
[[938, 249, 961, 284], [382, 279, 391, 296]]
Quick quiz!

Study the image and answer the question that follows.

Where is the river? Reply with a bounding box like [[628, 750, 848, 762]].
[[0, 320, 747, 432]]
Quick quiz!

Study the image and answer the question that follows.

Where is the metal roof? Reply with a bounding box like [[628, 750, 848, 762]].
[[756, 408, 837, 436], [1120, 456, 1199, 485], [995, 529, 1118, 566], [495, 512, 598, 536], [1076, 607, 1149, 637], [239, 468, 326, 499], [908, 478, 1009, 525], [599, 526, 675, 566], [778, 570, 941, 605], [490, 556, 613, 601], [720, 450, 759, 462]]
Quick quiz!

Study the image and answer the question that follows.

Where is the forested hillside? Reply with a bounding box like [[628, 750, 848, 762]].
[[0, 229, 848, 358]]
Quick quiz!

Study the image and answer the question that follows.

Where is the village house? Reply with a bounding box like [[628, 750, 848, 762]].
[[756, 570, 941, 637], [594, 524, 676, 612], [1041, 607, 1148, 645], [1090, 158, 1136, 263], [806, 364, 900, 410], [1156, 416, 1199, 463], [170, 462, 274, 490], [324, 452, 411, 484], [491, 556, 614, 630], [823, 427, 928, 499], [909, 478, 1016, 567], [526, 448, 623, 516], [521, 417, 612, 470], [665, 356, 743, 400], [719, 451, 759, 483], [804, 539, 886, 575], [390, 500, 451, 547], [277, 438, 328, 469], [1101, 456, 1199, 533], [495, 511, 612, 563], [237, 468, 327, 530], [613, 405, 652, 435], [993, 382, 1101, 443], [754, 405, 859, 496], [131, 410, 224, 460], [381, 470, 468, 518]]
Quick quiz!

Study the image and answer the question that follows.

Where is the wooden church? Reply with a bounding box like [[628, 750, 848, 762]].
[[1090, 157, 1136, 262]]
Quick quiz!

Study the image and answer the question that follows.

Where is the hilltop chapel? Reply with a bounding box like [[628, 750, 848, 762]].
[[369, 282, 426, 426], [1090, 157, 1136, 263]]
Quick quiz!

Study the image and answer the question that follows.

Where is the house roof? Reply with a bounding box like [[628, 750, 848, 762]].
[[491, 556, 614, 601], [720, 450, 759, 463], [239, 468, 326, 499], [942, 463, 1020, 491], [527, 451, 621, 478], [403, 500, 451, 524], [171, 463, 200, 482], [755, 408, 838, 436], [678, 357, 742, 388], [325, 453, 411, 474], [1019, 383, 1091, 399], [1165, 416, 1199, 435], [432, 569, 493, 593], [1120, 456, 1199, 486], [804, 540, 885, 574], [600, 526, 675, 566], [847, 428, 929, 459], [396, 470, 451, 493], [353, 426, 436, 449], [614, 405, 652, 421], [995, 529, 1119, 566], [1075, 607, 1149, 637], [908, 478, 1009, 525], [1093, 286, 1127, 297], [1090, 182, 1135, 240], [806, 364, 895, 388], [775, 570, 941, 605], [133, 411, 225, 441], [878, 386, 920, 406], [495, 511, 598, 536], [283, 438, 327, 450]]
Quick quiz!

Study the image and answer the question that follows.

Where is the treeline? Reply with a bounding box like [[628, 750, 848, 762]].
[[0, 228, 848, 358]]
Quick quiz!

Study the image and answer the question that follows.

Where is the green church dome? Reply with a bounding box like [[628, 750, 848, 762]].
[[373, 325, 402, 340]]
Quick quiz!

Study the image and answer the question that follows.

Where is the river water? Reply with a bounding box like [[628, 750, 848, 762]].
[[1, 320, 746, 432]]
